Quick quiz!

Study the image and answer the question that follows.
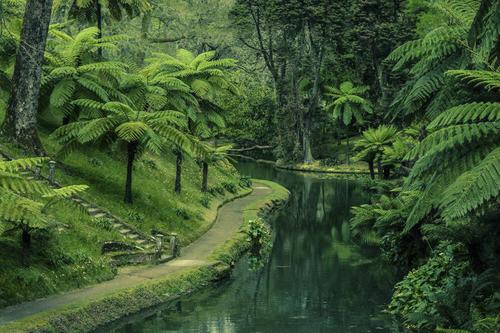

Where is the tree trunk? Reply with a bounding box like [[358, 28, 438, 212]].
[[2, 0, 53, 154], [368, 160, 375, 180], [377, 159, 383, 178], [21, 224, 31, 266], [174, 149, 183, 194], [383, 166, 391, 179], [124, 141, 137, 204], [303, 116, 314, 164], [201, 162, 209, 192], [346, 136, 350, 165], [96, 0, 103, 57]]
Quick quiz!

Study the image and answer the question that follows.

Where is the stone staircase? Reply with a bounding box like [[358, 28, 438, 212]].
[[4, 153, 177, 266]]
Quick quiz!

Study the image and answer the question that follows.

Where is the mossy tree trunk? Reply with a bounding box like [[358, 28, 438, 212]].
[[124, 141, 138, 204], [2, 0, 53, 154], [303, 116, 314, 164], [201, 161, 209, 192], [174, 148, 183, 194], [96, 0, 103, 57]]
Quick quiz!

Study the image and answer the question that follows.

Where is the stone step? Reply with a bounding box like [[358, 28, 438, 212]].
[[93, 212, 108, 219], [87, 208, 102, 215], [118, 229, 131, 235], [127, 234, 139, 240]]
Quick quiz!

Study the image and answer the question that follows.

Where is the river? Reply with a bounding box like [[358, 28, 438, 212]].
[[97, 160, 397, 333]]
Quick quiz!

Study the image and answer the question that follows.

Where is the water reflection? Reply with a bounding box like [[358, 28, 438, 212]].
[[101, 160, 397, 333]]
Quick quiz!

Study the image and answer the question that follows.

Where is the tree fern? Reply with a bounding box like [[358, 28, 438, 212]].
[[403, 68, 500, 231]]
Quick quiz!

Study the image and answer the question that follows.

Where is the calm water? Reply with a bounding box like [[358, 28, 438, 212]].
[[99, 160, 397, 333]]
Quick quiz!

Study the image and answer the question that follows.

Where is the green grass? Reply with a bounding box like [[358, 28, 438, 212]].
[[0, 110, 248, 307], [0, 179, 289, 333]]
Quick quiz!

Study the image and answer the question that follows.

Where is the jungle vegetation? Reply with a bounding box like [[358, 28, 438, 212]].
[[0, 0, 498, 332]]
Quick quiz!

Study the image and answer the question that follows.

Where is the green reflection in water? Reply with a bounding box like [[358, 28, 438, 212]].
[[99, 160, 398, 333]]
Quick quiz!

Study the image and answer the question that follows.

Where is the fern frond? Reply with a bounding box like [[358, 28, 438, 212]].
[[447, 70, 500, 91], [440, 146, 500, 221]]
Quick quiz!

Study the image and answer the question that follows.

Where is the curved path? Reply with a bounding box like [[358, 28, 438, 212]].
[[0, 183, 272, 326]]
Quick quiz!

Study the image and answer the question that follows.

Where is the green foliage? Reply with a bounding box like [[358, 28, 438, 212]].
[[388, 242, 499, 333], [41, 27, 128, 123], [354, 125, 398, 163], [404, 71, 500, 231], [143, 49, 238, 138], [242, 218, 272, 271], [238, 175, 252, 188], [325, 81, 372, 126]]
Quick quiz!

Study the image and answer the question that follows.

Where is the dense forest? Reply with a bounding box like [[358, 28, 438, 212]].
[[0, 0, 499, 332]]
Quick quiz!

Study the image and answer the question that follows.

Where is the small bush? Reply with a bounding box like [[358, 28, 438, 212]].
[[91, 217, 114, 231], [175, 207, 190, 220], [239, 175, 252, 188], [127, 210, 145, 223], [242, 218, 272, 271], [222, 181, 238, 194], [208, 185, 225, 196], [200, 196, 211, 208], [319, 157, 339, 167]]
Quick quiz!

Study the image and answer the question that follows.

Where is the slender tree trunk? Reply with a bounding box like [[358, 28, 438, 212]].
[[2, 0, 53, 154], [174, 148, 183, 194], [21, 224, 31, 266], [201, 162, 209, 192], [303, 116, 314, 164], [377, 159, 383, 178], [346, 136, 350, 165], [368, 160, 375, 180], [124, 141, 137, 204], [96, 0, 103, 57], [383, 166, 391, 179]]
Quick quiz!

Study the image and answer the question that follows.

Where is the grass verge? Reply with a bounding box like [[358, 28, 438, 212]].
[[0, 179, 290, 333]]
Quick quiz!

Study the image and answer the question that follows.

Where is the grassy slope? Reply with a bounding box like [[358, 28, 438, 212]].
[[0, 111, 246, 307], [0, 179, 290, 333]]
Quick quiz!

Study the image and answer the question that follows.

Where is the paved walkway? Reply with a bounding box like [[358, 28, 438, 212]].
[[0, 183, 272, 325]]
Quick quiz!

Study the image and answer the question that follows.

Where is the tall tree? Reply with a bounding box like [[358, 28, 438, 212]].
[[2, 0, 53, 153], [143, 49, 238, 193], [324, 81, 373, 164]]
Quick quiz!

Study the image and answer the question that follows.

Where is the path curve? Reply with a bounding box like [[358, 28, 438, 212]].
[[0, 183, 272, 325]]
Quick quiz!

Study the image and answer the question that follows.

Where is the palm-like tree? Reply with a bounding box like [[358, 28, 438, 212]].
[[0, 157, 87, 265], [201, 144, 233, 192], [325, 81, 373, 164], [53, 0, 151, 40], [52, 96, 194, 203], [354, 125, 398, 179], [143, 49, 238, 192], [386, 0, 489, 119], [42, 27, 127, 124]]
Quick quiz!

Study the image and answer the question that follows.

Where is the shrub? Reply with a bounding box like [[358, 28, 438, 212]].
[[222, 181, 238, 194], [200, 196, 211, 208], [388, 242, 474, 331], [242, 218, 272, 271], [319, 156, 339, 167], [239, 175, 252, 188], [91, 217, 114, 231], [175, 207, 190, 220], [127, 210, 145, 223]]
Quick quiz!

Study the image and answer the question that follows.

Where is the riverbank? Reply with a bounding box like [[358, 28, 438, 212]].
[[0, 180, 290, 333], [233, 154, 370, 175]]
